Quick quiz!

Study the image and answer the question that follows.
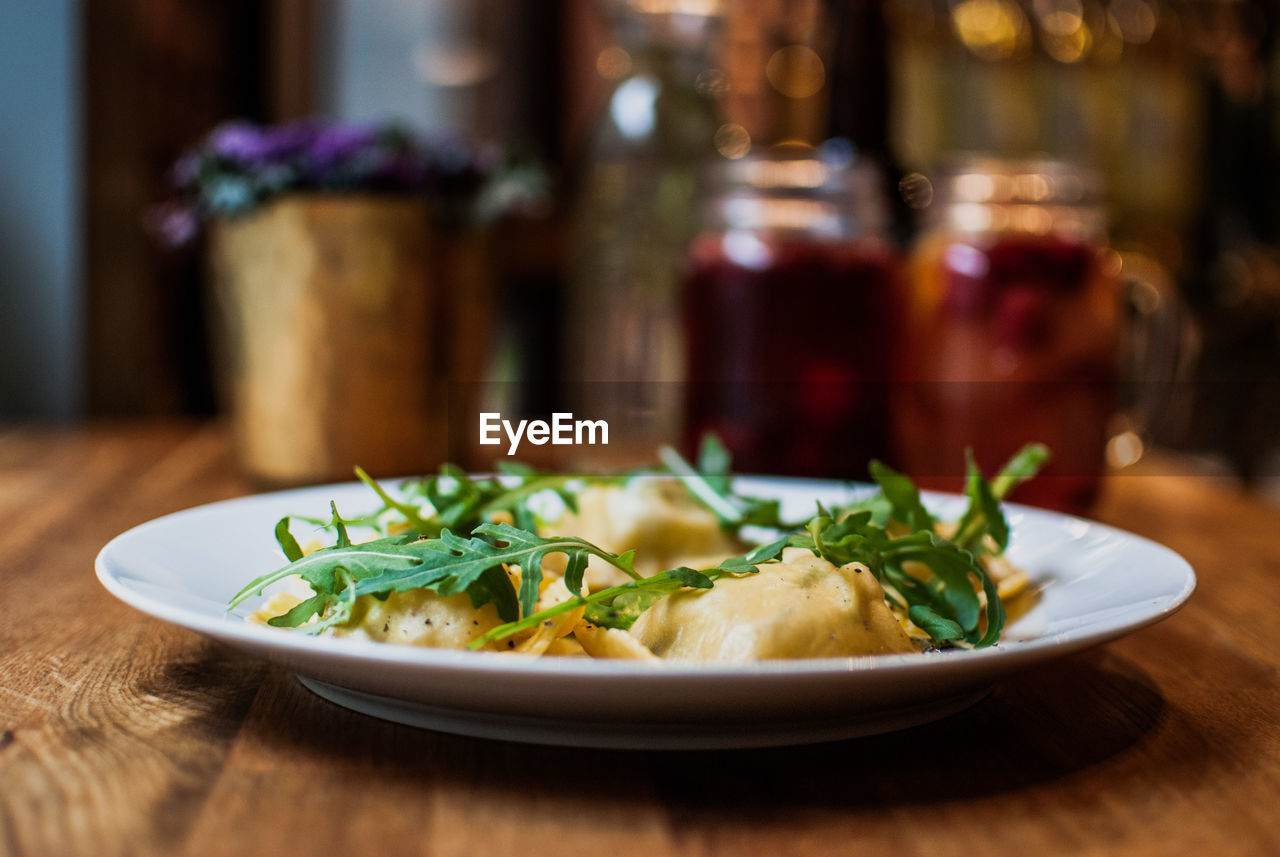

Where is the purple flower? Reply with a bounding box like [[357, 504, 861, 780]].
[[307, 124, 380, 170], [209, 119, 319, 165], [144, 202, 200, 246], [208, 121, 273, 162], [261, 120, 323, 160], [153, 116, 534, 246], [170, 151, 202, 188]]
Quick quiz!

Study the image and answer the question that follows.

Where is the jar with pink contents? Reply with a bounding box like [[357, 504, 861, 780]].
[[892, 158, 1123, 512], [681, 150, 900, 477]]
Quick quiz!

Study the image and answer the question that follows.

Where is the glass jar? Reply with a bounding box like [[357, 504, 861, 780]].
[[892, 157, 1122, 511], [681, 147, 900, 477]]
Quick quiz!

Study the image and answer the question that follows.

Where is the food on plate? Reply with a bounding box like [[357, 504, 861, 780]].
[[626, 548, 918, 661], [231, 437, 1047, 661], [546, 479, 742, 589]]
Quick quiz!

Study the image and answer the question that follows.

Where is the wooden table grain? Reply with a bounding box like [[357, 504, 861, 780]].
[[2, 422, 1278, 857]]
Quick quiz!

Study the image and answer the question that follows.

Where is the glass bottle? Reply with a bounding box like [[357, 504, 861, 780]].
[[566, 0, 724, 448]]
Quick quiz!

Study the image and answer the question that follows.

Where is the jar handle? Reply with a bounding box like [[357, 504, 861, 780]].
[[1112, 251, 1200, 463]]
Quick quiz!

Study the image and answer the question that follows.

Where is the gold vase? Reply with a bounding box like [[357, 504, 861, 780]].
[[208, 194, 459, 484]]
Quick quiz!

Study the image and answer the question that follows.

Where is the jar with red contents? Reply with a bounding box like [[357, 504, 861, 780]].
[[892, 158, 1122, 512], [681, 149, 900, 478]]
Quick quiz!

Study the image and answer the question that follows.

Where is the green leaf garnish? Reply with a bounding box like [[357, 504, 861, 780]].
[[469, 536, 791, 647], [696, 432, 732, 494], [312, 462, 611, 542], [991, 442, 1051, 499], [953, 450, 1008, 552], [788, 513, 998, 647], [230, 518, 636, 631], [658, 435, 799, 533], [236, 438, 1048, 654], [868, 459, 936, 533], [907, 605, 965, 643], [354, 466, 437, 535], [658, 443, 742, 523], [952, 443, 1050, 553], [274, 517, 304, 562]]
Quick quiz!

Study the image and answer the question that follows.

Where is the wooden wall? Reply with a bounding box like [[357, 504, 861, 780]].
[[82, 0, 285, 415]]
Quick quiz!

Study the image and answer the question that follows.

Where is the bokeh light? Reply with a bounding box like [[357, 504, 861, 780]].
[[950, 0, 1028, 60], [764, 45, 826, 99], [714, 122, 752, 158]]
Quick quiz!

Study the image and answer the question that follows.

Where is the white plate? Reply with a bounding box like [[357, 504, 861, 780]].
[[95, 477, 1195, 750]]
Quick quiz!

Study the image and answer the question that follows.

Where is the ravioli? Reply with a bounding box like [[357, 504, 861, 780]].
[[626, 548, 919, 661], [326, 589, 505, 649], [547, 479, 742, 589], [244, 462, 1025, 660], [324, 570, 590, 655]]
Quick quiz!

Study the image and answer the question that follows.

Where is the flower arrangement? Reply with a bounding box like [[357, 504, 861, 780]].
[[151, 118, 544, 245]]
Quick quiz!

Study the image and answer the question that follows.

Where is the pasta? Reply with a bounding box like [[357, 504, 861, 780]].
[[241, 439, 1047, 661]]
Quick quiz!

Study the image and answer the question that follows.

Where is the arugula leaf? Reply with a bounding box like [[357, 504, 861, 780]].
[[476, 472, 589, 529], [232, 502, 413, 610], [658, 436, 799, 533], [892, 541, 982, 633], [317, 462, 609, 542], [584, 588, 668, 631], [355, 466, 437, 535], [580, 536, 789, 632], [561, 551, 589, 600], [668, 567, 715, 588], [818, 447, 1048, 646], [658, 443, 742, 523], [788, 514, 1001, 647], [907, 605, 965, 643], [991, 442, 1051, 499], [230, 518, 637, 631], [953, 451, 1008, 552], [837, 491, 893, 528], [469, 563, 519, 621], [470, 536, 791, 646], [266, 592, 334, 629], [952, 444, 1050, 553], [975, 561, 1006, 647], [330, 501, 353, 548], [274, 517, 304, 562], [868, 459, 936, 532], [696, 433, 732, 494]]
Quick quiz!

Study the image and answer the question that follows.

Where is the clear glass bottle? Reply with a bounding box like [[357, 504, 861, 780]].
[[566, 1, 724, 442], [681, 146, 900, 477]]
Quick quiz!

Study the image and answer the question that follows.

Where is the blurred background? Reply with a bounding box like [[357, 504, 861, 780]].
[[2, 0, 1278, 509]]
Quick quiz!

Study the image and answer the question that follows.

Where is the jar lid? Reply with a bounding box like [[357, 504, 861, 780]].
[[925, 155, 1107, 237], [706, 146, 890, 237], [612, 0, 724, 44], [934, 155, 1104, 207]]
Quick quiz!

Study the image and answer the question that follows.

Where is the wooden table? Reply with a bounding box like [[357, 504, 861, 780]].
[[2, 422, 1278, 857]]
